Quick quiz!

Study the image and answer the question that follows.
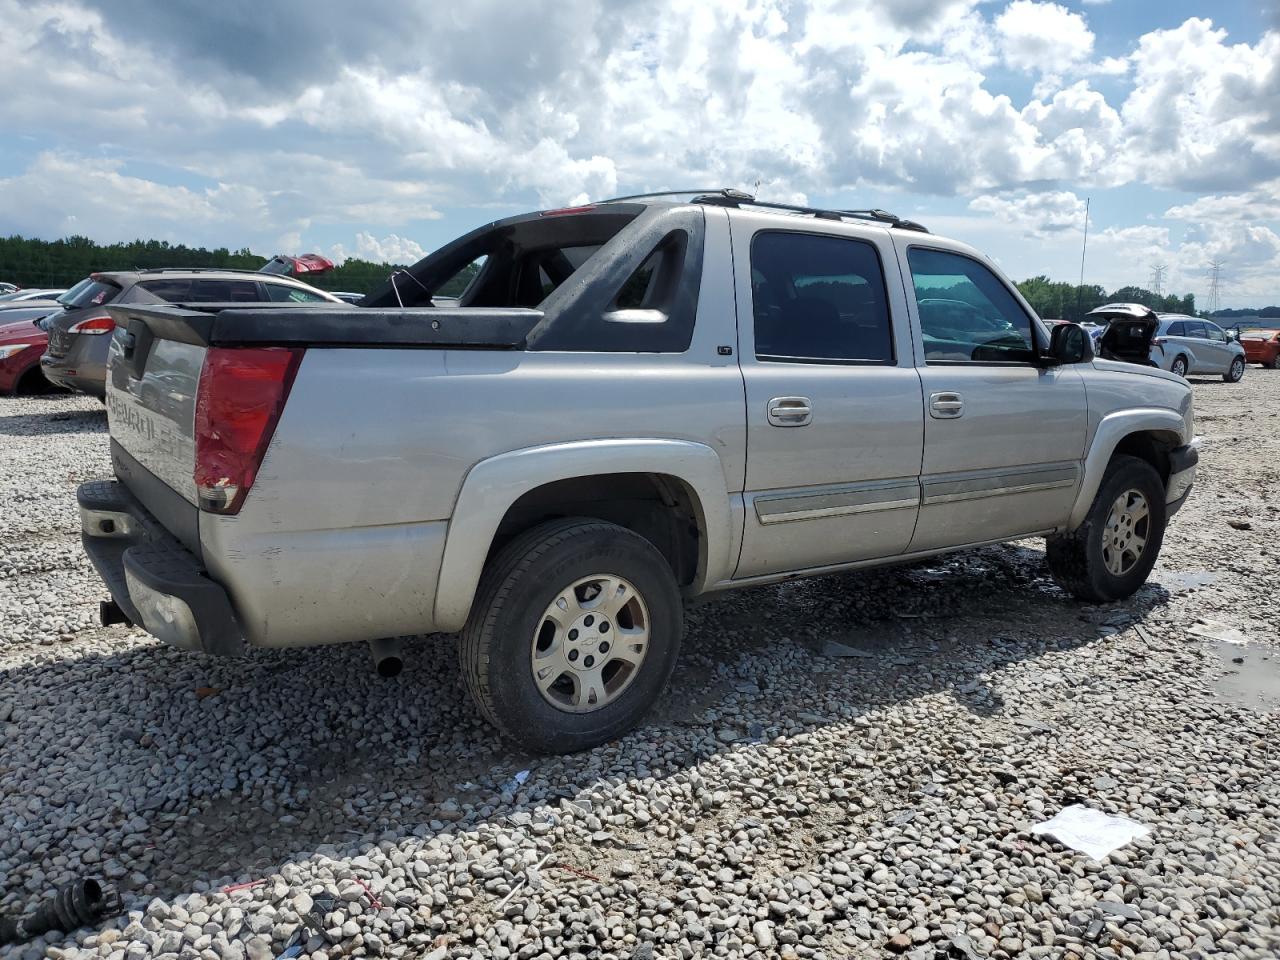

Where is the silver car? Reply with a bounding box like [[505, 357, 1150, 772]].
[[1154, 314, 1246, 381], [1087, 304, 1246, 382]]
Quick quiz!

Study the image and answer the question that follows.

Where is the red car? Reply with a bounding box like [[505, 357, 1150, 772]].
[[1237, 322, 1280, 368], [0, 316, 52, 394]]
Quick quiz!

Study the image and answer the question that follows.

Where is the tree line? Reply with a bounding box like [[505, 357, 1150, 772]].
[[0, 235, 405, 295], [1013, 276, 1198, 322]]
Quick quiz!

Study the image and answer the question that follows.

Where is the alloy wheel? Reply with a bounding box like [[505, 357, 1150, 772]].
[[1102, 489, 1149, 576], [530, 574, 650, 713]]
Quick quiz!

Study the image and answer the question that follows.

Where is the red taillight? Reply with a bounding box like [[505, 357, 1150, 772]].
[[1151, 337, 1165, 347], [68, 315, 116, 335], [194, 347, 303, 515]]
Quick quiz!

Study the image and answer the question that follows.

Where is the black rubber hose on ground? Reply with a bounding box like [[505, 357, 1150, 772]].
[[0, 879, 111, 946]]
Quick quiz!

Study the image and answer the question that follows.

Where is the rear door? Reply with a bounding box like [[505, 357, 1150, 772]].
[[733, 216, 924, 578], [899, 245, 1087, 553]]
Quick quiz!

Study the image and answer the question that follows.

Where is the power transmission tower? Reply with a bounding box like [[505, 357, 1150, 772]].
[[1148, 264, 1166, 298], [1206, 260, 1225, 315]]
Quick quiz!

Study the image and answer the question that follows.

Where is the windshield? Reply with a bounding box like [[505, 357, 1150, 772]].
[[58, 277, 122, 309]]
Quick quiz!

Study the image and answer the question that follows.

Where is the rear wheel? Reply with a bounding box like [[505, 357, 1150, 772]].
[[460, 518, 683, 754], [1224, 356, 1245, 382], [1046, 455, 1167, 602], [1265, 353, 1280, 370], [1170, 355, 1188, 377]]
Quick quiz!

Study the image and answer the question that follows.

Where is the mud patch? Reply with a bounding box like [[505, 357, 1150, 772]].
[[1207, 641, 1280, 712]]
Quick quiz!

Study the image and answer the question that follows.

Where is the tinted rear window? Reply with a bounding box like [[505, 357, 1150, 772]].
[[751, 231, 894, 364], [138, 278, 262, 303], [59, 278, 121, 309]]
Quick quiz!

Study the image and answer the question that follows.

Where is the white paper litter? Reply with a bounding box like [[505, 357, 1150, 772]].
[[1189, 621, 1250, 645], [1031, 805, 1151, 860]]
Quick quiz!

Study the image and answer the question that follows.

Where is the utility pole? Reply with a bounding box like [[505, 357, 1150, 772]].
[[1148, 264, 1166, 299], [1207, 260, 1224, 315]]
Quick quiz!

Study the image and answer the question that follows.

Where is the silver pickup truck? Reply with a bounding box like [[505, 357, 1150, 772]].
[[79, 191, 1199, 753]]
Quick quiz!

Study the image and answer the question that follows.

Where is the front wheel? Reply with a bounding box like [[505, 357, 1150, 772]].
[[460, 518, 683, 754], [1046, 455, 1167, 602], [1224, 357, 1245, 382]]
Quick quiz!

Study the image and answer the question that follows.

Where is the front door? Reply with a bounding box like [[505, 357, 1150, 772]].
[[733, 217, 924, 579], [899, 245, 1088, 553]]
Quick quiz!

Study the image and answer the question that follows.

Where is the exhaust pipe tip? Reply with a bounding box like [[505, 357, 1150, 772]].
[[370, 637, 404, 678], [100, 600, 132, 627]]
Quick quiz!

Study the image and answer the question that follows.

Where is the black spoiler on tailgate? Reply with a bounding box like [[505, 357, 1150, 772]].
[[104, 302, 543, 349]]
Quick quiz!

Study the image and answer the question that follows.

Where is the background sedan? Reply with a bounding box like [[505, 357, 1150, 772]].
[[1235, 321, 1280, 368]]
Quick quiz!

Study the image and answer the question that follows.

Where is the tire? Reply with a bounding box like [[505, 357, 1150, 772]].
[[1170, 355, 1188, 378], [1046, 455, 1167, 603], [1224, 356, 1245, 382], [460, 517, 683, 754], [1265, 354, 1279, 370]]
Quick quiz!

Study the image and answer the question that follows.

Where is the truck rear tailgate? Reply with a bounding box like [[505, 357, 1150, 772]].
[[103, 301, 543, 550]]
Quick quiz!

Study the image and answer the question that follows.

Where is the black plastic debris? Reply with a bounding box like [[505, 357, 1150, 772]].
[[273, 889, 339, 960], [0, 878, 119, 946]]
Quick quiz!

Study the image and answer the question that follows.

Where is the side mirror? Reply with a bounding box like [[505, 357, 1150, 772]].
[[1045, 322, 1092, 365]]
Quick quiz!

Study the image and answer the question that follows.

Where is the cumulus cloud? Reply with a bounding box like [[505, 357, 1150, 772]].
[[969, 190, 1087, 236], [0, 0, 1276, 305], [1118, 20, 1280, 192], [331, 232, 428, 265], [995, 1, 1095, 72], [1164, 182, 1280, 223], [0, 152, 269, 243]]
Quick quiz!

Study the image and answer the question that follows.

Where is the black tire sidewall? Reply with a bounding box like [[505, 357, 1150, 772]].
[[475, 523, 681, 753], [1081, 457, 1167, 601]]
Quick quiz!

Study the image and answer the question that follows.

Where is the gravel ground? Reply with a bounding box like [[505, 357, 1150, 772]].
[[1, 373, 1278, 960]]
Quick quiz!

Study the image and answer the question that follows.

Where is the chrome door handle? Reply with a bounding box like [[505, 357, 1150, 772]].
[[768, 396, 813, 426], [929, 391, 964, 419]]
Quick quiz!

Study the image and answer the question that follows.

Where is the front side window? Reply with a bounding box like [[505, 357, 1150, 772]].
[[750, 231, 893, 364], [908, 248, 1035, 363], [1205, 322, 1227, 342], [1185, 320, 1208, 339], [265, 283, 328, 303]]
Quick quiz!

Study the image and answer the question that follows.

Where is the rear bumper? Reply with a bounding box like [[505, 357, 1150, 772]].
[[41, 345, 107, 397], [77, 480, 245, 655], [1165, 438, 1199, 517]]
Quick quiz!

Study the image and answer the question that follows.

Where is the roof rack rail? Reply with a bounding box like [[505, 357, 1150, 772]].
[[597, 187, 929, 233], [132, 266, 269, 275]]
